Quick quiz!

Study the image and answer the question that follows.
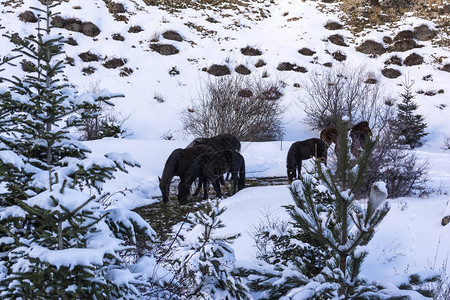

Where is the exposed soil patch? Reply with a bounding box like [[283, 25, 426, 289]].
[[357, 40, 386, 55], [21, 59, 35, 72], [79, 51, 100, 62], [128, 25, 143, 33], [108, 2, 126, 14], [82, 66, 96, 75], [277, 62, 307, 73], [235, 64, 251, 75], [19, 10, 37, 23], [404, 53, 424, 66], [51, 16, 101, 37], [328, 34, 348, 47], [66, 37, 78, 46], [112, 33, 125, 41], [385, 55, 403, 66], [414, 24, 435, 41], [255, 59, 266, 68], [332, 50, 347, 62], [324, 21, 343, 30], [298, 47, 316, 56], [206, 64, 231, 76], [394, 30, 414, 41], [241, 46, 262, 56], [382, 68, 401, 79], [150, 43, 179, 55], [390, 39, 422, 52], [162, 30, 183, 42], [103, 58, 126, 69], [442, 64, 450, 73]]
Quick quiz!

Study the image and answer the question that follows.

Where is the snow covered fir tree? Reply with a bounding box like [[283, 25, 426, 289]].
[[0, 1, 156, 298], [243, 120, 438, 299], [391, 79, 428, 149]]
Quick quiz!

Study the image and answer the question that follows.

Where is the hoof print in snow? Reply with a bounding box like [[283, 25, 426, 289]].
[[19, 10, 38, 23], [382, 68, 401, 79], [235, 65, 251, 75], [324, 21, 343, 30], [357, 40, 386, 56], [150, 43, 179, 55], [162, 30, 183, 42], [328, 34, 348, 47], [206, 64, 231, 76], [298, 47, 316, 56], [241, 46, 262, 56], [332, 50, 346, 62], [79, 51, 100, 62], [103, 58, 126, 69], [404, 53, 424, 66]]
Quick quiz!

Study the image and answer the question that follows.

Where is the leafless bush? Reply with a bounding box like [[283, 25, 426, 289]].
[[432, 258, 450, 300], [300, 64, 393, 131], [356, 126, 429, 198], [300, 64, 428, 198], [182, 75, 285, 141]]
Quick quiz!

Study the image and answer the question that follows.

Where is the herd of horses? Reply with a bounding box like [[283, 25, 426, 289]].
[[159, 122, 372, 203]]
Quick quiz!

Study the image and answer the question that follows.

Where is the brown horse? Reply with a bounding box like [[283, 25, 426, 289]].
[[350, 121, 372, 157], [320, 127, 339, 155], [286, 138, 327, 182]]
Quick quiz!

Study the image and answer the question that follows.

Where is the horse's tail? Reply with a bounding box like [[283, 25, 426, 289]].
[[238, 154, 246, 190]]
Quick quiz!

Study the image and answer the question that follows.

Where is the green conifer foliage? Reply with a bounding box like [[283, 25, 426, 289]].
[[0, 1, 153, 298], [244, 120, 437, 299], [392, 80, 428, 149]]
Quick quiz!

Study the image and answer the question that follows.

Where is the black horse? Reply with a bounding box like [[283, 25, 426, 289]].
[[159, 145, 245, 203], [158, 146, 206, 203], [180, 148, 246, 202], [187, 133, 241, 152], [286, 138, 327, 182], [350, 121, 372, 157]]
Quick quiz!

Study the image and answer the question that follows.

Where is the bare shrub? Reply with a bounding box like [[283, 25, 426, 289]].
[[300, 64, 392, 130], [300, 64, 428, 198], [361, 129, 429, 198], [182, 75, 285, 141]]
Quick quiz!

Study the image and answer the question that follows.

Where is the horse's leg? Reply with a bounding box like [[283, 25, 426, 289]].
[[231, 172, 238, 194], [193, 177, 202, 197], [212, 176, 222, 198], [202, 177, 209, 200]]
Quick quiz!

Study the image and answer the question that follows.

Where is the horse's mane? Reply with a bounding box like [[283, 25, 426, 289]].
[[161, 148, 183, 183]]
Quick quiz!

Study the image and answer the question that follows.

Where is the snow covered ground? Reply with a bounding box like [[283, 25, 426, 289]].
[[85, 137, 450, 284], [1, 0, 450, 292]]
